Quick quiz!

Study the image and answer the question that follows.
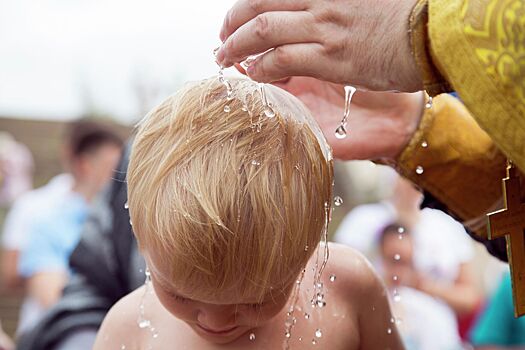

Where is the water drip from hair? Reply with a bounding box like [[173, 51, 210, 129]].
[[138, 268, 159, 346], [334, 86, 357, 139], [258, 83, 276, 118], [282, 269, 306, 350], [310, 202, 330, 309]]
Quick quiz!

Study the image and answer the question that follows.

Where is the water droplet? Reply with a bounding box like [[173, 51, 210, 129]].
[[299, 337, 303, 341], [153, 332, 159, 338], [334, 196, 343, 207], [224, 105, 231, 113], [394, 254, 401, 261], [241, 56, 257, 69], [304, 313, 310, 319], [334, 85, 357, 140], [285, 331, 291, 338], [393, 289, 402, 303], [138, 319, 151, 329], [304, 245, 309, 252], [251, 160, 260, 166], [335, 124, 347, 139], [124, 202, 129, 209], [387, 328, 392, 334], [264, 107, 275, 118], [390, 317, 395, 323], [397, 226, 405, 234], [249, 333, 256, 341], [329, 274, 336, 282], [312, 339, 317, 345], [416, 165, 424, 175], [425, 96, 433, 109], [241, 106, 248, 112], [421, 140, 428, 148], [315, 329, 322, 338]]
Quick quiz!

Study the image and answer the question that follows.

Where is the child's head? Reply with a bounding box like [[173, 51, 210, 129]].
[[127, 77, 333, 342], [379, 223, 416, 288]]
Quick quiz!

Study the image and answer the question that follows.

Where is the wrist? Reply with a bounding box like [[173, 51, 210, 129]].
[[392, 92, 426, 160]]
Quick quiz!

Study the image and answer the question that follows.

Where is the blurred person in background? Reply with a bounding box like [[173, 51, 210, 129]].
[[469, 271, 525, 349], [16, 144, 146, 350], [379, 224, 463, 350], [1, 173, 73, 290], [0, 132, 33, 207], [14, 120, 123, 336], [380, 224, 463, 349], [334, 176, 482, 336]]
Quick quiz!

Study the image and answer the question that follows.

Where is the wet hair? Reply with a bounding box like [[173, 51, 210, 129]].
[[127, 77, 333, 302], [65, 120, 124, 157]]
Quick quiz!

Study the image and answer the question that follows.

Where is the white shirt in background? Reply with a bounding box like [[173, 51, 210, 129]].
[[333, 202, 473, 283]]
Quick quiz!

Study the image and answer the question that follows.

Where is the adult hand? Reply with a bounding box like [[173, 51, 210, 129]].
[[218, 0, 422, 92], [273, 77, 424, 161]]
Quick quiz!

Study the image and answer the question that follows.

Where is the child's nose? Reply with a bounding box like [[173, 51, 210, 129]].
[[197, 305, 237, 329]]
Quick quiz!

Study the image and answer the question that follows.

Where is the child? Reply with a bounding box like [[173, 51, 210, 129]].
[[94, 78, 403, 349], [379, 224, 462, 350]]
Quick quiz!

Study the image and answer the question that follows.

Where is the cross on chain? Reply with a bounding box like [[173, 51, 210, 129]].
[[488, 162, 525, 317]]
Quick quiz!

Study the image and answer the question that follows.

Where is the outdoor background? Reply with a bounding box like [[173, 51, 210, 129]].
[[0, 0, 506, 339]]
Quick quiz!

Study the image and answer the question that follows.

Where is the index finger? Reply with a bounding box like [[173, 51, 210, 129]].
[[220, 0, 310, 42]]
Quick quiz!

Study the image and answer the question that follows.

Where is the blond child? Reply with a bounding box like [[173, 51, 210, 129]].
[[94, 78, 404, 350]]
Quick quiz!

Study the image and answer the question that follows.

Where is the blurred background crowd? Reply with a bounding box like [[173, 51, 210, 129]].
[[0, 1, 521, 350]]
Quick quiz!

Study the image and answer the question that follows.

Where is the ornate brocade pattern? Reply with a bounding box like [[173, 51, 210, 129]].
[[461, 0, 525, 109]]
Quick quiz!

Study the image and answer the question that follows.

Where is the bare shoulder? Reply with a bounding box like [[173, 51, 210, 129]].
[[93, 286, 145, 350], [324, 242, 384, 298]]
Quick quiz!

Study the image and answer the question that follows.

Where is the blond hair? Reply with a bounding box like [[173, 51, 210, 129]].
[[128, 77, 333, 302]]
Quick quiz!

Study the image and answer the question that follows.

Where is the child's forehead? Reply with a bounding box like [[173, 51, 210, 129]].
[[146, 253, 294, 304]]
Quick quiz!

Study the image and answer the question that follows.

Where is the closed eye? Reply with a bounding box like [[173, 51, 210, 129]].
[[166, 290, 190, 303], [244, 302, 266, 310]]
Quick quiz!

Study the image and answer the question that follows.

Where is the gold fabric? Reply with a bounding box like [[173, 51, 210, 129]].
[[409, 0, 452, 95], [397, 94, 507, 237], [409, 0, 525, 171]]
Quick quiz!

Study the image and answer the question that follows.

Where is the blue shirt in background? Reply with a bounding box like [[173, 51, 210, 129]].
[[18, 191, 89, 277], [470, 271, 525, 346]]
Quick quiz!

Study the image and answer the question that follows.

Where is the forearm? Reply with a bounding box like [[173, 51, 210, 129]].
[[28, 272, 67, 308], [0, 250, 24, 290], [418, 279, 481, 316]]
